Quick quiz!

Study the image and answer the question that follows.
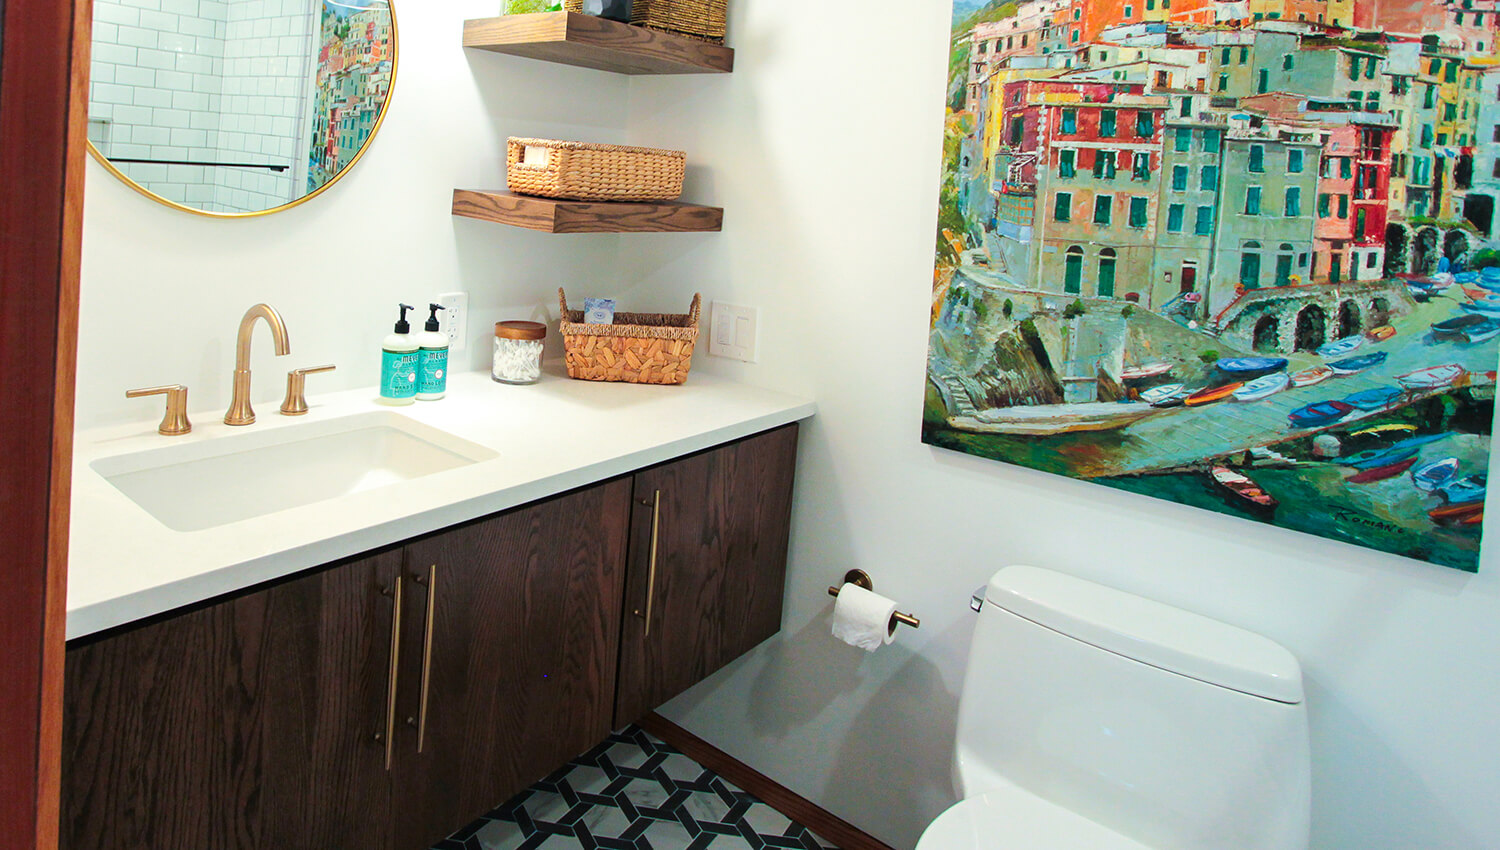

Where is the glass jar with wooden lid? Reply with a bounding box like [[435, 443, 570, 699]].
[[492, 321, 547, 384]]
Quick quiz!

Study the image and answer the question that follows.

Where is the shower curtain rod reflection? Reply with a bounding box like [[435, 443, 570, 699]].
[[107, 158, 289, 172]]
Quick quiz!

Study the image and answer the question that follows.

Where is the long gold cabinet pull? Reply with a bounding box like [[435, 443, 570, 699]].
[[378, 577, 403, 771], [414, 564, 438, 753], [634, 489, 662, 637]]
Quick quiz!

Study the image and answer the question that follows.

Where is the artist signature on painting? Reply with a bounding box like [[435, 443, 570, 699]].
[[1331, 510, 1405, 535]]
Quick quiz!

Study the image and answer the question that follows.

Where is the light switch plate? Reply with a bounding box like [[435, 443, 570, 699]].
[[709, 302, 758, 362], [437, 291, 468, 352]]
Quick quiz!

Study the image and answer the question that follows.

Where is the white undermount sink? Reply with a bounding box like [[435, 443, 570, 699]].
[[91, 411, 498, 532]]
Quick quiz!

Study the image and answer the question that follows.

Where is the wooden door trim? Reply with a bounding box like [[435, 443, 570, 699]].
[[0, 0, 89, 845]]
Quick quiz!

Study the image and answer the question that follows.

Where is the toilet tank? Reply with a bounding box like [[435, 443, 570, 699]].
[[955, 566, 1310, 850]]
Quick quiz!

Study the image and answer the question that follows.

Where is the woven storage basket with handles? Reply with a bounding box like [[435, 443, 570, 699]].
[[631, 0, 727, 42], [558, 288, 700, 385], [507, 138, 685, 202]]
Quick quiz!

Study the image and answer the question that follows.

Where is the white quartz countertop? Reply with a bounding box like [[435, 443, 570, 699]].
[[68, 365, 815, 639]]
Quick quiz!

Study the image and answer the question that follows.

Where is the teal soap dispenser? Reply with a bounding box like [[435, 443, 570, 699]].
[[416, 303, 449, 401], [378, 303, 418, 405]]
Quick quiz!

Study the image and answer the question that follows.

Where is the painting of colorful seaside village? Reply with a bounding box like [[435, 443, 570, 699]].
[[925, 0, 1500, 570]]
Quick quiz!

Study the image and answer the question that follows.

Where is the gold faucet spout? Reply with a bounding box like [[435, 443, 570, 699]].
[[225, 303, 291, 425]]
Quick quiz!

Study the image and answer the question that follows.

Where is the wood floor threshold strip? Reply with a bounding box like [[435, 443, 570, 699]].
[[638, 713, 896, 850]]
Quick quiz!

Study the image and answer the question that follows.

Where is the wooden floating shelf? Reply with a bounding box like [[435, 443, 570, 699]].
[[453, 189, 724, 234], [463, 12, 733, 75]]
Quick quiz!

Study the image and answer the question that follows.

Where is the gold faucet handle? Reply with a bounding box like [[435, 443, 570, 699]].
[[126, 384, 192, 436], [280, 364, 336, 416]]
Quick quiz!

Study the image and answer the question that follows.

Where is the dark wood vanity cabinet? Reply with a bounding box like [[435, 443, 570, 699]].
[[614, 423, 799, 725], [392, 479, 632, 850], [62, 548, 405, 850], [62, 424, 799, 850]]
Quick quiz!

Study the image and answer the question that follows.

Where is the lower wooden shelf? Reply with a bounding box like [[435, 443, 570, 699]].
[[452, 189, 724, 234]]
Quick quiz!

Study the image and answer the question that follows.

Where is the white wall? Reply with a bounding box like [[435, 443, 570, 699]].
[[78, 0, 633, 429], [79, 1, 1500, 849], [620, 2, 1500, 849]]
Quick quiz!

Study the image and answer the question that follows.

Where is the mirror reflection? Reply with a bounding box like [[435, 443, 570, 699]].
[[87, 0, 396, 216]]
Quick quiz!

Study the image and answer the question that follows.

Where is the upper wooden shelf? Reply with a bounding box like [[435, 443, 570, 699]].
[[463, 12, 734, 75], [453, 189, 724, 233]]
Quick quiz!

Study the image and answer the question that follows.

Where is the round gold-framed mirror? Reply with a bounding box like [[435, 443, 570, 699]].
[[86, 0, 398, 218]]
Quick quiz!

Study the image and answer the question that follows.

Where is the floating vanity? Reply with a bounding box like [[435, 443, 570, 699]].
[[63, 366, 813, 850]]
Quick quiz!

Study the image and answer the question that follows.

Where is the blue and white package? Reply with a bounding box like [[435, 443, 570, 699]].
[[584, 297, 616, 324]]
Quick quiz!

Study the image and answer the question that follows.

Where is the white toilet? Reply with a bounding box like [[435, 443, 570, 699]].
[[916, 566, 1311, 850]]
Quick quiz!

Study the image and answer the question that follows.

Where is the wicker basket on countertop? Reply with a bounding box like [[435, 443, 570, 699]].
[[507, 138, 686, 203], [558, 288, 700, 384], [632, 0, 726, 43]]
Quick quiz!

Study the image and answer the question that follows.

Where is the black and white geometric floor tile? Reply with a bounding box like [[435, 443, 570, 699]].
[[432, 726, 839, 850]]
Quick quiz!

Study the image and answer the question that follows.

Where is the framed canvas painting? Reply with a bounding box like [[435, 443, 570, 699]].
[[927, 0, 1499, 571]]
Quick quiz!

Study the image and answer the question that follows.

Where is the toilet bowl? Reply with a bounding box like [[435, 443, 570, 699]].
[[917, 777, 1152, 850], [916, 566, 1311, 850]]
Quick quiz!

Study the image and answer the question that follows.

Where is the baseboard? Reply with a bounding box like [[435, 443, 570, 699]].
[[637, 713, 897, 850]]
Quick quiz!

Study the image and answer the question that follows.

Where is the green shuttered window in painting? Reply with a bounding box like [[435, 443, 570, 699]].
[[1167, 203, 1185, 232], [1064, 247, 1082, 294], [1098, 250, 1117, 298]]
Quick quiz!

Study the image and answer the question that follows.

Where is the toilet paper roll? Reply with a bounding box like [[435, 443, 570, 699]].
[[831, 583, 898, 652]]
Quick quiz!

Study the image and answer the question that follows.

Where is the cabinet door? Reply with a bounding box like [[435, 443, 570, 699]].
[[394, 479, 632, 850], [62, 549, 404, 850], [614, 423, 799, 726]]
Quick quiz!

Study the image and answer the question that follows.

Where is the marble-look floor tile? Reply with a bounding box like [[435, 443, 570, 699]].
[[433, 726, 839, 850]]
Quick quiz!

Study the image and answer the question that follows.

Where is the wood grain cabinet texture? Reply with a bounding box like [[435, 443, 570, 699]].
[[61, 424, 799, 850], [615, 423, 799, 726]]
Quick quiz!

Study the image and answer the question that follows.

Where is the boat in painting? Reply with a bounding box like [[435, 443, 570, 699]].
[[1389, 432, 1453, 451], [1289, 365, 1334, 387], [948, 403, 1158, 436], [1288, 400, 1355, 428], [1347, 456, 1418, 484], [1411, 457, 1460, 493], [1210, 466, 1277, 516], [1343, 385, 1403, 411], [1232, 372, 1290, 402], [1216, 357, 1287, 375], [1439, 474, 1488, 504], [1459, 319, 1500, 344], [1139, 383, 1189, 407], [1365, 326, 1397, 342], [1184, 383, 1244, 406], [1120, 362, 1173, 381], [1350, 423, 1416, 439], [1317, 336, 1364, 358], [1397, 364, 1465, 391], [1429, 501, 1485, 526], [1338, 444, 1419, 469], [1327, 351, 1389, 376], [1431, 314, 1488, 341], [1458, 300, 1500, 317]]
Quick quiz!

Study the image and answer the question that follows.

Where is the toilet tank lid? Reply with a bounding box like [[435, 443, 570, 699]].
[[987, 566, 1304, 704]]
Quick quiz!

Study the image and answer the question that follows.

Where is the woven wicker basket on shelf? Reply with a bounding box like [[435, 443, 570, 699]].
[[632, 0, 727, 43], [507, 137, 685, 202], [558, 288, 700, 385]]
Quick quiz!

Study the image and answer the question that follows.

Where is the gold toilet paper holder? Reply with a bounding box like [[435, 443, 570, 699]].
[[827, 569, 921, 633]]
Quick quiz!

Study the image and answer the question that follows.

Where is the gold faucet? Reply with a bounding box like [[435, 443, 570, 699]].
[[224, 303, 290, 425]]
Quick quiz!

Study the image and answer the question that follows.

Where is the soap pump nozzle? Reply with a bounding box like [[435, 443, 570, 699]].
[[394, 303, 413, 334], [425, 303, 444, 332]]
